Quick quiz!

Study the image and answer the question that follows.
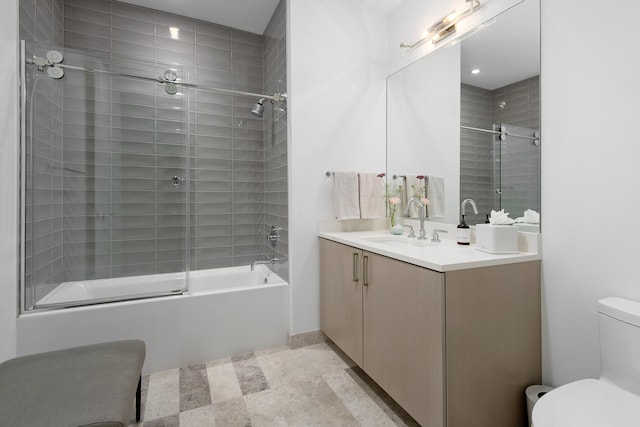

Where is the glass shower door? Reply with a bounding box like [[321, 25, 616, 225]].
[[494, 123, 540, 218], [23, 43, 190, 310]]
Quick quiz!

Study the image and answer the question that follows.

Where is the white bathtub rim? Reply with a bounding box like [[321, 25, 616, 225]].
[[26, 264, 288, 314]]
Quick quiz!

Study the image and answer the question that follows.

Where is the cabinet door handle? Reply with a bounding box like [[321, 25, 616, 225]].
[[363, 255, 369, 287], [353, 253, 359, 282]]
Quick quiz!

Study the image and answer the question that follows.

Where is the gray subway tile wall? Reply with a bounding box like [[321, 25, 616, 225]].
[[20, 0, 287, 302], [20, 0, 65, 308], [262, 0, 288, 281], [460, 83, 494, 224], [58, 0, 286, 284], [460, 76, 540, 225]]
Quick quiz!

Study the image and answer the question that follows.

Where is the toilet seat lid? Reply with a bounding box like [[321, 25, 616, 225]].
[[532, 378, 640, 427]]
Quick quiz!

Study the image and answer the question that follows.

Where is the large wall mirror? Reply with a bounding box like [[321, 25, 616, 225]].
[[387, 0, 540, 230]]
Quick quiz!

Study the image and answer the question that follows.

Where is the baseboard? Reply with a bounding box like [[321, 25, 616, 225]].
[[288, 330, 326, 349]]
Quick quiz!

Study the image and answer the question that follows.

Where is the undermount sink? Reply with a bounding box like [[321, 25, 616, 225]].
[[362, 236, 436, 249]]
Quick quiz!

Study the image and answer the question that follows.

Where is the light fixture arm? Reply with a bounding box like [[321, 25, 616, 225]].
[[400, 0, 482, 49]]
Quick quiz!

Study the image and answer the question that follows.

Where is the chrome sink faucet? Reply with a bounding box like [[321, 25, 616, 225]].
[[402, 224, 416, 238], [461, 198, 479, 216], [431, 229, 448, 243], [405, 198, 427, 240]]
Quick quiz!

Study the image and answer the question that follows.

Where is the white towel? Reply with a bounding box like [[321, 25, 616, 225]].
[[358, 173, 385, 219], [426, 175, 445, 218], [332, 172, 360, 220], [405, 175, 422, 218]]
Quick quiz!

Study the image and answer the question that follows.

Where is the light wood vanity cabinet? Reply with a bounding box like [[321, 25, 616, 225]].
[[319, 238, 363, 366], [319, 238, 541, 427]]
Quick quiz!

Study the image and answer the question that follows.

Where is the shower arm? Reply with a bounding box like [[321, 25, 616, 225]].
[[26, 56, 287, 103]]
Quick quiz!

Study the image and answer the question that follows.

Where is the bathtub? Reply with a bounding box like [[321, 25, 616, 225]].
[[17, 265, 290, 373]]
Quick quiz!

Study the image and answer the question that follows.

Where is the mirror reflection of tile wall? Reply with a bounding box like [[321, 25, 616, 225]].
[[460, 76, 540, 225]]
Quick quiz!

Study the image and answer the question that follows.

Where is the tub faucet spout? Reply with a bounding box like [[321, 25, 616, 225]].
[[251, 259, 274, 271], [251, 255, 288, 271]]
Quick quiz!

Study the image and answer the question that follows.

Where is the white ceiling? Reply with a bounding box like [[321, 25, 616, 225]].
[[119, 0, 281, 34], [460, 0, 540, 90], [118, 0, 404, 34]]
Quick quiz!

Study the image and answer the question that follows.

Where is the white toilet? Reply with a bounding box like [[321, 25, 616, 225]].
[[532, 297, 640, 426]]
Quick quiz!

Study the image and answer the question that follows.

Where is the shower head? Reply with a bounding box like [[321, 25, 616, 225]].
[[251, 98, 265, 117]]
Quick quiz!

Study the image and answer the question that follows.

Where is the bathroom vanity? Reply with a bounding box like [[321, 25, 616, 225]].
[[319, 231, 541, 427]]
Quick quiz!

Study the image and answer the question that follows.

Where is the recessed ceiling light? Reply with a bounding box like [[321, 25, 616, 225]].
[[471, 68, 481, 74]]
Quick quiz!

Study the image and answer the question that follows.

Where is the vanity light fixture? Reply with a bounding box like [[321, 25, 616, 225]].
[[400, 0, 482, 49]]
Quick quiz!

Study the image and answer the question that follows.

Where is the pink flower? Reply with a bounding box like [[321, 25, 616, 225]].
[[389, 197, 401, 205], [421, 197, 430, 206], [377, 173, 386, 178], [416, 175, 425, 180]]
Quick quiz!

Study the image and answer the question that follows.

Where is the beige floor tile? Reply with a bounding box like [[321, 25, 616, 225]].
[[212, 397, 252, 427], [257, 342, 351, 389], [179, 404, 217, 427], [323, 370, 397, 427], [207, 362, 243, 404], [244, 376, 360, 427], [144, 368, 180, 421]]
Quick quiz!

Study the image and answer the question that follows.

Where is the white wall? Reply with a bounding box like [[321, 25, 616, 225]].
[[0, 0, 19, 362], [540, 0, 640, 386], [288, 0, 388, 334]]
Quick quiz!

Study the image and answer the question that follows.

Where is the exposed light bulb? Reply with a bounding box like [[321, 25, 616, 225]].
[[471, 68, 481, 74]]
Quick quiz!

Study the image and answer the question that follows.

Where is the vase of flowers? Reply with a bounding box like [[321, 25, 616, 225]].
[[379, 173, 404, 235]]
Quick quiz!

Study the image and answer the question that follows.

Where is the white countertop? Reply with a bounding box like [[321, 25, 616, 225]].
[[318, 230, 541, 272]]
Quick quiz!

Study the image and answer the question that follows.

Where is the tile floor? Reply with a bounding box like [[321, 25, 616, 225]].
[[131, 342, 419, 426]]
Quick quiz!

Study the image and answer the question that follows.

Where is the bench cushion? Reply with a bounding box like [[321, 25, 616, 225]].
[[0, 340, 145, 427]]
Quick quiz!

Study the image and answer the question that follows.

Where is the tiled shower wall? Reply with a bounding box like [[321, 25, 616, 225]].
[[491, 76, 540, 218], [460, 76, 540, 225], [460, 83, 493, 225], [20, 0, 289, 296], [56, 0, 287, 280], [263, 0, 288, 281], [19, 0, 65, 306]]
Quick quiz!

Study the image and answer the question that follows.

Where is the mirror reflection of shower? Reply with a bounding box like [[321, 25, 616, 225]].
[[251, 98, 266, 117], [249, 96, 287, 118]]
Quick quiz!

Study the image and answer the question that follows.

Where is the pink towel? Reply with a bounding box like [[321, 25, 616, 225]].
[[359, 173, 385, 219]]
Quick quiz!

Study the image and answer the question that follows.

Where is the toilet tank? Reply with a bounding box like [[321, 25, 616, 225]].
[[598, 297, 640, 396]]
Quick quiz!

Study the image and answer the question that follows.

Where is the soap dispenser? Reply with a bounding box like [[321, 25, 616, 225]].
[[458, 199, 479, 245], [457, 215, 470, 245]]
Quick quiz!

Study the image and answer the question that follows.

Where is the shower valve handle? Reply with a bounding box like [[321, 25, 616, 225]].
[[172, 176, 183, 188]]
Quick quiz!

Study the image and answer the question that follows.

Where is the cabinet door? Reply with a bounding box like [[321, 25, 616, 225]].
[[363, 251, 445, 427], [319, 239, 363, 366], [444, 262, 541, 427]]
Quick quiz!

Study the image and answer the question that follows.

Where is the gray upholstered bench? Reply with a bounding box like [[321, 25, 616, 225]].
[[0, 340, 146, 427]]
